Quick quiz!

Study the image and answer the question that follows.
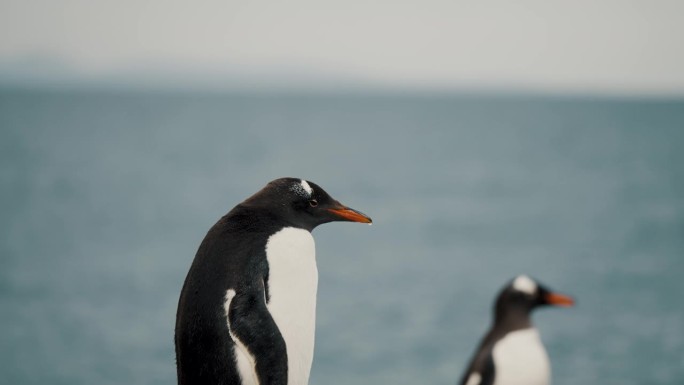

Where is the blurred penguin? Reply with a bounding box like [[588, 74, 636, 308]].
[[459, 275, 575, 385]]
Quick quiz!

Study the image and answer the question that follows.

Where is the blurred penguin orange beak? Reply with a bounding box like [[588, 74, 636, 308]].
[[544, 292, 575, 307]]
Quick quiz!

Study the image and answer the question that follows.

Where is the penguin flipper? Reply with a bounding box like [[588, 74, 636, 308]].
[[227, 289, 288, 385], [459, 349, 495, 385]]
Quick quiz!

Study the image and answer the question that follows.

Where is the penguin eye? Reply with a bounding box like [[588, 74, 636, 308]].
[[308, 199, 318, 207]]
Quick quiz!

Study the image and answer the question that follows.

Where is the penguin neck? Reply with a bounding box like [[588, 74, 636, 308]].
[[494, 306, 533, 332], [232, 204, 315, 232]]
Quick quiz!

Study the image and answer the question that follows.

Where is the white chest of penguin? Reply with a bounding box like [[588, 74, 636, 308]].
[[492, 328, 551, 385], [265, 227, 318, 385]]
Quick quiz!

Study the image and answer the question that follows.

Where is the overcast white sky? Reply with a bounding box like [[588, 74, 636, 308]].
[[1, 0, 683, 94]]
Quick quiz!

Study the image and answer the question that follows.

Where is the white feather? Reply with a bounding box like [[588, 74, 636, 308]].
[[266, 227, 318, 385], [492, 328, 551, 385], [300, 180, 313, 195], [512, 275, 537, 295], [224, 289, 260, 385], [290, 179, 314, 197], [465, 372, 481, 385]]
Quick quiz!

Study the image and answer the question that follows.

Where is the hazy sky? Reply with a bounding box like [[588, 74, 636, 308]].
[[1, 0, 683, 94]]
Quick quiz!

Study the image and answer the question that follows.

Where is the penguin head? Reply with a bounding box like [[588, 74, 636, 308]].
[[495, 275, 574, 320], [242, 177, 372, 231]]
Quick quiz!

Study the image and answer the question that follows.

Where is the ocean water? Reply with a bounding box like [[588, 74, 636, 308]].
[[1, 87, 683, 385]]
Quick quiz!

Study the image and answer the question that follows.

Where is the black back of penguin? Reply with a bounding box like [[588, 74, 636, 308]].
[[175, 178, 371, 385], [459, 275, 574, 385]]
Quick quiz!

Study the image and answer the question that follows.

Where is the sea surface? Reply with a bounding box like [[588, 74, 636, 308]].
[[1, 87, 683, 385]]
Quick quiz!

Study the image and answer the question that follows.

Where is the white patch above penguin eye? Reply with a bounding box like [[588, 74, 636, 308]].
[[290, 179, 313, 197], [512, 275, 537, 295], [300, 180, 313, 195]]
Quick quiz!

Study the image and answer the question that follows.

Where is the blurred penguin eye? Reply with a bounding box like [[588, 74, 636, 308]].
[[309, 199, 318, 207]]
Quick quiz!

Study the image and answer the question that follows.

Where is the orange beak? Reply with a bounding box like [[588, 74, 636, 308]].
[[545, 292, 575, 307], [327, 206, 372, 224]]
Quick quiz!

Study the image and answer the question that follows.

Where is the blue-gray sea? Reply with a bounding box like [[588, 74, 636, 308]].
[[1, 87, 683, 385]]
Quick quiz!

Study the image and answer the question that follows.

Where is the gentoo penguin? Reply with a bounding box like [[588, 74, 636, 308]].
[[175, 178, 371, 385], [459, 275, 575, 385]]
